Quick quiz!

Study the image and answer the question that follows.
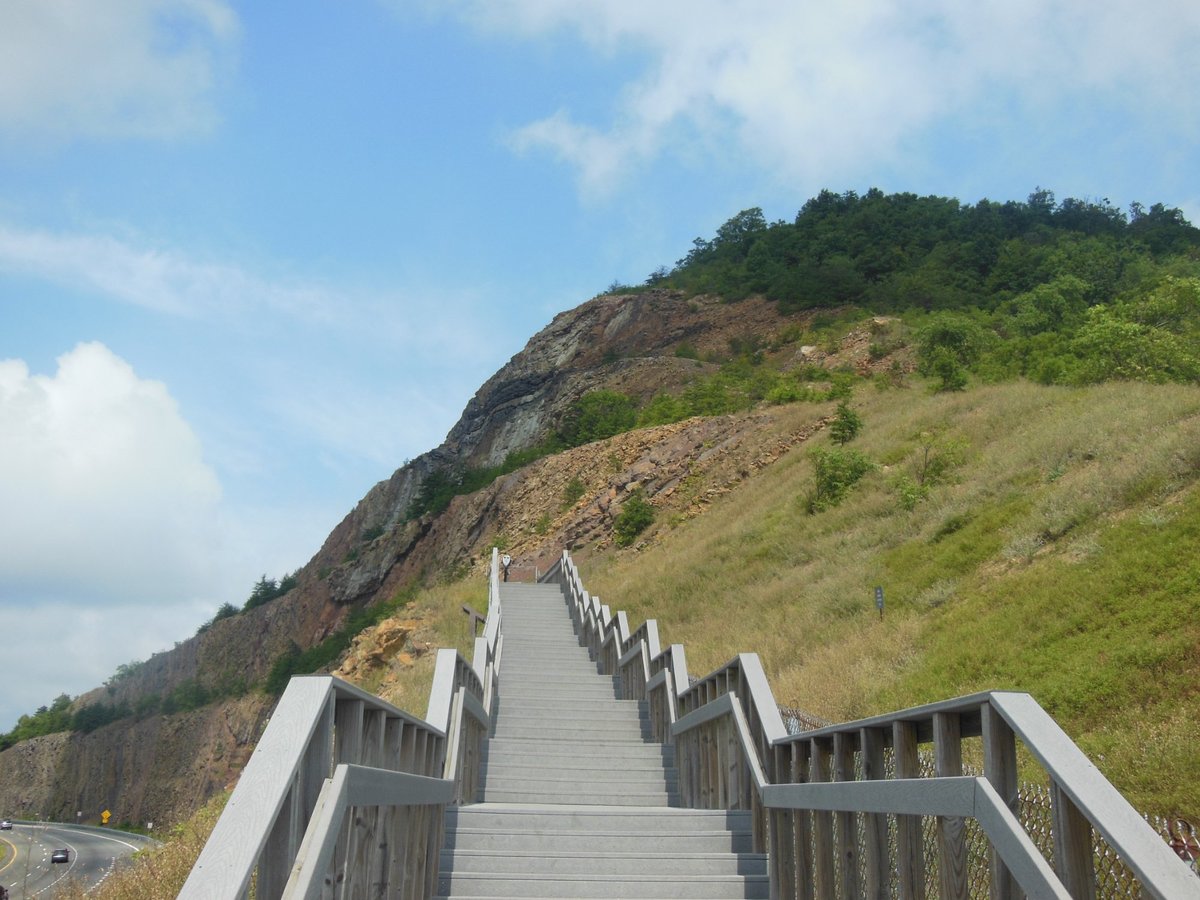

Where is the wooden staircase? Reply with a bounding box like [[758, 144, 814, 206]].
[[436, 581, 768, 899]]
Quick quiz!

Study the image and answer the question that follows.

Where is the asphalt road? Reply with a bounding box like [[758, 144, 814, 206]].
[[0, 822, 156, 899]]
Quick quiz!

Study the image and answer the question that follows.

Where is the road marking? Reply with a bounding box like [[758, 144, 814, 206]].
[[0, 834, 15, 875]]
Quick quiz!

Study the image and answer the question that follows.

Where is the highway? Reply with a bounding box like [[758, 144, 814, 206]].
[[0, 822, 156, 898]]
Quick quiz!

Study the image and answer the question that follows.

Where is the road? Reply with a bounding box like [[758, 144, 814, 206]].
[[0, 822, 156, 898]]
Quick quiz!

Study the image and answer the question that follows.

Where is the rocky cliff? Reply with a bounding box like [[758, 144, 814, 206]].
[[0, 290, 901, 828]]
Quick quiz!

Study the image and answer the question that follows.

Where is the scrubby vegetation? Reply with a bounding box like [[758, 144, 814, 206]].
[[263, 587, 418, 695], [580, 380, 1200, 818]]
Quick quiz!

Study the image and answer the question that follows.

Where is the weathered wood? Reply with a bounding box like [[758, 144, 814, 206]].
[[982, 701, 1020, 900], [832, 732, 859, 899], [859, 727, 889, 900], [793, 740, 815, 900], [893, 720, 925, 900], [934, 712, 968, 900], [810, 737, 835, 900], [1052, 781, 1097, 899]]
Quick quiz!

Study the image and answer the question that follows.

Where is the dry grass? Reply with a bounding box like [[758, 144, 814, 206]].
[[579, 379, 1200, 816], [57, 793, 228, 900]]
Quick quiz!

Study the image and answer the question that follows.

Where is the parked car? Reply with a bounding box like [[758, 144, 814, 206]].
[[50, 849, 69, 864], [0, 820, 11, 830]]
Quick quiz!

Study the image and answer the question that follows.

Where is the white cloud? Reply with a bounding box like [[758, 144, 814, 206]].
[[438, 0, 1200, 194], [0, 342, 222, 605], [0, 0, 239, 142], [0, 223, 340, 323]]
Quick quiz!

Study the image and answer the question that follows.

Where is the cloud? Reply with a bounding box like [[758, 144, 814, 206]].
[[438, 0, 1200, 194], [0, 0, 239, 143], [0, 223, 339, 323], [0, 342, 222, 605]]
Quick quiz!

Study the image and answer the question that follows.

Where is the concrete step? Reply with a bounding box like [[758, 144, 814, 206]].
[[439, 849, 768, 877], [435, 871, 768, 898], [481, 766, 677, 785], [491, 725, 649, 742], [496, 686, 619, 700], [478, 788, 678, 806], [484, 740, 673, 762], [443, 827, 754, 854], [493, 707, 647, 726], [446, 806, 751, 829]]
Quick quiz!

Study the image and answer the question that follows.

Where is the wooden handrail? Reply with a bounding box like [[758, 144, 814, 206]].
[[183, 550, 506, 900], [548, 548, 1200, 900]]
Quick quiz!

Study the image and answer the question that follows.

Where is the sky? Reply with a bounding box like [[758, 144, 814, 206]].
[[1, 0, 1198, 732]]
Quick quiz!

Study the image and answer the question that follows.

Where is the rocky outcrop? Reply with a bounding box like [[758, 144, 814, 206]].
[[2, 289, 876, 828], [0, 696, 270, 828]]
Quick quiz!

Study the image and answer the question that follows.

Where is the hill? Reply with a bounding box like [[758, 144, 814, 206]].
[[1, 187, 1198, 833]]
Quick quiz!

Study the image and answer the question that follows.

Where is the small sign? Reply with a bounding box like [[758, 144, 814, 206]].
[[101, 809, 111, 825], [874, 586, 884, 619]]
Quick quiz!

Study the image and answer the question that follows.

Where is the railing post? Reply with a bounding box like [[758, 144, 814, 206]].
[[1052, 782, 1097, 899], [769, 743, 795, 900], [892, 719, 925, 900], [810, 736, 835, 898], [934, 711, 968, 900], [982, 701, 1020, 900], [860, 726, 889, 899], [833, 732, 860, 899]]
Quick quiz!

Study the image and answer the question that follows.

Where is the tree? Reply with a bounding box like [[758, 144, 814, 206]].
[[559, 391, 637, 447], [830, 402, 862, 444]]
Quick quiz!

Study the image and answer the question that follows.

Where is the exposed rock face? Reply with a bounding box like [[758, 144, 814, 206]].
[[0, 696, 270, 828], [1, 289, 888, 828]]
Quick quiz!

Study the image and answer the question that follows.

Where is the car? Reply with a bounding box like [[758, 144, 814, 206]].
[[50, 849, 69, 864], [0, 820, 11, 830]]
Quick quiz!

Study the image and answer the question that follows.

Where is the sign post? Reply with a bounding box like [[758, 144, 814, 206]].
[[874, 586, 884, 620], [101, 809, 111, 826]]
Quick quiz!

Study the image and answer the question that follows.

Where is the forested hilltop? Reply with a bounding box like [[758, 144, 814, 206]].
[[639, 189, 1200, 388]]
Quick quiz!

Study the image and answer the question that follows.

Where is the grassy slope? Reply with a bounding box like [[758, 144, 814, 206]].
[[579, 379, 1200, 818]]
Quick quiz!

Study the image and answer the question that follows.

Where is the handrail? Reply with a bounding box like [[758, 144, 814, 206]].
[[183, 550, 505, 899], [548, 548, 1200, 900]]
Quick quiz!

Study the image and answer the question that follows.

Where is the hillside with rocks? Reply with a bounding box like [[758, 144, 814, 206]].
[[5, 188, 1197, 832], [0, 290, 877, 827]]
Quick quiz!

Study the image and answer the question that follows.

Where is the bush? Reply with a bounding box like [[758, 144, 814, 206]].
[[830, 401, 862, 444], [562, 476, 586, 509], [808, 447, 875, 512], [613, 491, 655, 547]]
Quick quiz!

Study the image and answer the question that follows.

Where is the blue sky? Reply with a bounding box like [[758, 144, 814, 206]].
[[1, 0, 1197, 732]]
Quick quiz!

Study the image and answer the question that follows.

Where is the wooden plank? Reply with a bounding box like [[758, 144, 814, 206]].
[[833, 732, 859, 899], [934, 712, 968, 900], [988, 692, 1199, 900], [982, 701, 1020, 900], [810, 738, 835, 900], [893, 720, 924, 900], [973, 778, 1073, 900], [791, 740, 814, 900], [1051, 781, 1097, 899], [859, 727, 889, 900], [763, 776, 979, 818], [180, 677, 335, 900]]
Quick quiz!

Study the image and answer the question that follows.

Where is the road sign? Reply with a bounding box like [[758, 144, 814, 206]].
[[874, 586, 884, 619], [101, 809, 111, 825]]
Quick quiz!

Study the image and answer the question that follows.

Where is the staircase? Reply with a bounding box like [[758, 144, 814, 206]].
[[437, 581, 768, 899]]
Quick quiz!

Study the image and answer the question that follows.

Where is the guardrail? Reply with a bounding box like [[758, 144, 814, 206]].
[[180, 550, 504, 900], [547, 549, 1200, 899]]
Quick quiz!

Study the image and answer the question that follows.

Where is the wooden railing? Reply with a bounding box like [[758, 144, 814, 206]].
[[180, 549, 504, 900], [546, 549, 1200, 900]]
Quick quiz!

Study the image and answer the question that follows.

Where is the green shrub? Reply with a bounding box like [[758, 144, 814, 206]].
[[614, 491, 655, 547], [562, 476, 586, 509], [808, 447, 875, 512], [830, 401, 862, 444]]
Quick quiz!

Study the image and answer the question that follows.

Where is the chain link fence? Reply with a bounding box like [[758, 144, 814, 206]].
[[776, 705, 1199, 897]]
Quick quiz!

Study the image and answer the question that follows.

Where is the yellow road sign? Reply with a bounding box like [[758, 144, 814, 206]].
[[101, 810, 111, 825]]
